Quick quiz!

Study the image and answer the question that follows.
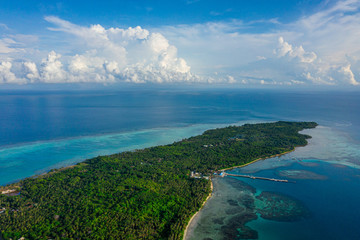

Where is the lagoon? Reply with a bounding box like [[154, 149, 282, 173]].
[[185, 126, 360, 240]]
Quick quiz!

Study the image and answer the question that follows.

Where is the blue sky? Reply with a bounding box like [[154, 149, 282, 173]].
[[0, 0, 324, 28], [1, 0, 360, 87]]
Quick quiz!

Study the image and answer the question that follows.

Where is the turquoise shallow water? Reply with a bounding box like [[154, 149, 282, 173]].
[[1, 90, 360, 239], [0, 123, 239, 185], [244, 159, 360, 240], [185, 126, 360, 240], [1, 120, 266, 185]]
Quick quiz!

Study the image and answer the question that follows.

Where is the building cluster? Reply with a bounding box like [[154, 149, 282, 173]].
[[190, 171, 209, 180], [202, 144, 214, 148], [1, 189, 16, 195], [213, 171, 226, 177]]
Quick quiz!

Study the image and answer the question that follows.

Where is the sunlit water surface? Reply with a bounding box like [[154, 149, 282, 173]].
[[1, 90, 360, 239]]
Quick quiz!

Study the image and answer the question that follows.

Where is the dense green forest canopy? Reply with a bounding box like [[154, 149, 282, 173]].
[[0, 121, 317, 239]]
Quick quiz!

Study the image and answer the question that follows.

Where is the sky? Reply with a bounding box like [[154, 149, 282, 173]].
[[0, 0, 360, 88]]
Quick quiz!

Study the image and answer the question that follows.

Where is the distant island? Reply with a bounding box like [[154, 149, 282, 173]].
[[0, 121, 317, 240]]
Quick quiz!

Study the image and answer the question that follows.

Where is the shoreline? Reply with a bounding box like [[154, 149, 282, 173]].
[[219, 148, 298, 172], [0, 164, 80, 190], [183, 179, 213, 240], [182, 147, 303, 240], [1, 123, 317, 239], [0, 123, 231, 187]]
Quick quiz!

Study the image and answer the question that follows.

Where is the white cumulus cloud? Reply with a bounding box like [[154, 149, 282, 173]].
[[0, 61, 25, 84], [0, 17, 199, 84], [1, 1, 360, 87], [339, 64, 359, 85], [40, 51, 67, 83], [38, 16, 195, 84], [155, 0, 360, 86], [23, 61, 39, 82], [276, 37, 317, 63]]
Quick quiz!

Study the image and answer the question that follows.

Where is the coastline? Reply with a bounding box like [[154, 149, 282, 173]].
[[219, 148, 297, 172], [183, 179, 213, 240], [0, 164, 80, 190], [0, 122, 233, 187], [182, 147, 302, 240], [1, 122, 317, 239]]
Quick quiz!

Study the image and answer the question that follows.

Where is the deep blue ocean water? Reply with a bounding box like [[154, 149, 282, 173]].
[[186, 158, 360, 240], [2, 89, 360, 147], [232, 160, 360, 240], [1, 89, 360, 239]]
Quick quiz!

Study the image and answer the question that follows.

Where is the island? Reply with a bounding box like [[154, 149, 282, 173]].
[[0, 121, 317, 240]]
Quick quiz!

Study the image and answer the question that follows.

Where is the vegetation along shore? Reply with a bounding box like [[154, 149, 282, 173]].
[[0, 121, 317, 239], [182, 145, 304, 239]]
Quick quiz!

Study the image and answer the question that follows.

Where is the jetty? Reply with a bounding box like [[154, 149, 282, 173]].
[[220, 172, 293, 183]]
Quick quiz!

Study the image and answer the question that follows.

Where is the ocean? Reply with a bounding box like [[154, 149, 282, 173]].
[[185, 127, 360, 240], [1, 89, 360, 239]]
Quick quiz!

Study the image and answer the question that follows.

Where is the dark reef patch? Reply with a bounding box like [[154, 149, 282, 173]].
[[238, 194, 255, 211], [237, 226, 258, 240], [255, 191, 311, 222], [225, 177, 256, 194], [221, 212, 258, 240], [227, 199, 239, 206]]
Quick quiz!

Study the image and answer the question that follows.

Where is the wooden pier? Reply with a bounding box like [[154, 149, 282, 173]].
[[223, 173, 293, 183]]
